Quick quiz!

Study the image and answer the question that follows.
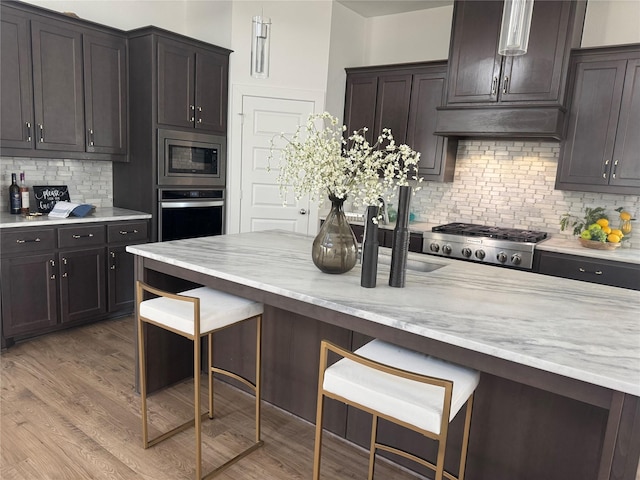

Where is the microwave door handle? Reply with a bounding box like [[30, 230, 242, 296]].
[[160, 201, 225, 208]]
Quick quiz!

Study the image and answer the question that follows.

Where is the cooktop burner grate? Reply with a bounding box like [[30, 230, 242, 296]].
[[432, 223, 548, 243]]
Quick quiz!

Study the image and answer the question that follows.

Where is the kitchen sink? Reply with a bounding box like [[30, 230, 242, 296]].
[[376, 250, 443, 273]]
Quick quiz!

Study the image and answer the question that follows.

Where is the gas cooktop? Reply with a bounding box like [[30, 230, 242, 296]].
[[423, 223, 549, 270], [431, 223, 548, 243]]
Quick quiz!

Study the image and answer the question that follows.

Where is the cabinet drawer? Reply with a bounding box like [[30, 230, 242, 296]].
[[107, 221, 148, 244], [0, 228, 56, 255], [536, 251, 640, 290], [58, 224, 105, 248]]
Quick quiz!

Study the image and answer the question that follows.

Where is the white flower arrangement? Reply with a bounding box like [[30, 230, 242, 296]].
[[267, 112, 422, 211]]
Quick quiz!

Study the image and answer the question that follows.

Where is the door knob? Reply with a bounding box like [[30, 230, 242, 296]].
[[299, 209, 307, 215]]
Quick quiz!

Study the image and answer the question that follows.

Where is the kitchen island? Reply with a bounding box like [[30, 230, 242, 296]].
[[128, 230, 640, 480]]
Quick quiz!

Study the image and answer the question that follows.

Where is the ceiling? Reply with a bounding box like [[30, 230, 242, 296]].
[[336, 0, 453, 18]]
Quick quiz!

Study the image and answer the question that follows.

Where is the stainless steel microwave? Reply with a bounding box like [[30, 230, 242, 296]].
[[157, 129, 226, 186]]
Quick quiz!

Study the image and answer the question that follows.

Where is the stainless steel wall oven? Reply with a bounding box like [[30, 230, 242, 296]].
[[158, 189, 225, 242]]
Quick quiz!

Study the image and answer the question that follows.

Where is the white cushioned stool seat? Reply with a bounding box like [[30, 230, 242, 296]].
[[323, 339, 480, 435], [140, 287, 263, 335]]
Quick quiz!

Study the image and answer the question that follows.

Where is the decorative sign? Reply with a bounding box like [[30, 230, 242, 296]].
[[33, 185, 70, 213]]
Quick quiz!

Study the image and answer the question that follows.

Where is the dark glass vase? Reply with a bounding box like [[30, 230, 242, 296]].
[[312, 196, 358, 274]]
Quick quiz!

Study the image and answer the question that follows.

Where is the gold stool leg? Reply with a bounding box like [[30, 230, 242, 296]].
[[368, 414, 378, 480], [208, 333, 214, 419], [458, 394, 475, 480], [138, 316, 149, 448], [255, 315, 262, 443], [195, 333, 202, 480]]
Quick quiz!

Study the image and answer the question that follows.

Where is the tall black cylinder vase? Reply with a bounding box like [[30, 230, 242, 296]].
[[360, 206, 379, 288], [389, 186, 412, 288]]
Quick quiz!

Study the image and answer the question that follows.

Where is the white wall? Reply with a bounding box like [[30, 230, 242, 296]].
[[325, 2, 367, 121], [582, 0, 640, 47], [364, 5, 453, 65]]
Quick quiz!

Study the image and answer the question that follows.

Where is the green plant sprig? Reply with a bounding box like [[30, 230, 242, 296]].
[[560, 207, 608, 236]]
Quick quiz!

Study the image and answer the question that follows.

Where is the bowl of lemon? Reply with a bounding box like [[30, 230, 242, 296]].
[[561, 207, 632, 250]]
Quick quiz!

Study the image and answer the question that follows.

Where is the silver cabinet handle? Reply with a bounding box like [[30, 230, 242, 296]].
[[72, 233, 94, 239], [579, 267, 603, 275], [612, 160, 618, 179], [38, 124, 44, 142], [26, 122, 32, 142], [119, 229, 138, 235], [190, 104, 195, 122], [491, 77, 498, 95], [16, 237, 41, 244], [603, 159, 610, 179], [502, 75, 509, 94], [89, 129, 95, 146]]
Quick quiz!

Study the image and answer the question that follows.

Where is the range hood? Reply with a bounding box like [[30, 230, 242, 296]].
[[434, 104, 566, 140]]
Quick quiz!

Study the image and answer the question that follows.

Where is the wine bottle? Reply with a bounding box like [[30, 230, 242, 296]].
[[19, 172, 30, 214], [9, 173, 21, 214]]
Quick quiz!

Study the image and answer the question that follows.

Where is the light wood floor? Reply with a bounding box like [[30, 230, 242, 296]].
[[1, 317, 423, 479]]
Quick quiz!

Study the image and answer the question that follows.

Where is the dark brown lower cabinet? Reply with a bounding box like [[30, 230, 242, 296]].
[[0, 219, 149, 347], [350, 223, 423, 253], [534, 250, 640, 290]]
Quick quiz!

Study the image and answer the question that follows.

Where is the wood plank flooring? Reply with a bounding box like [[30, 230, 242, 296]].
[[1, 317, 423, 479]]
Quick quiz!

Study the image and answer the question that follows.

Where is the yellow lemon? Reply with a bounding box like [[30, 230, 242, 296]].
[[596, 218, 609, 228], [620, 211, 632, 221], [602, 226, 612, 234], [607, 233, 621, 243], [610, 229, 623, 238]]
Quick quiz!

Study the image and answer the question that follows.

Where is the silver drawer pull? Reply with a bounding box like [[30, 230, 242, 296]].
[[72, 233, 94, 239], [119, 230, 138, 235], [16, 238, 41, 244], [579, 267, 603, 275]]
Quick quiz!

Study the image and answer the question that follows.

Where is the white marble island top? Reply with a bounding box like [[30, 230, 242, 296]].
[[127, 230, 640, 397]]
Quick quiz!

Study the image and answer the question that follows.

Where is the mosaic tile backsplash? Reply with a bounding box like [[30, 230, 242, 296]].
[[2, 140, 638, 247]]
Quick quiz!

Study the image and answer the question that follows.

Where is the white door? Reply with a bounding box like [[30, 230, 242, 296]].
[[239, 95, 315, 233]]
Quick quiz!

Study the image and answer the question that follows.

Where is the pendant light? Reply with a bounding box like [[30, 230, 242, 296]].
[[251, 15, 271, 78], [498, 0, 534, 56]]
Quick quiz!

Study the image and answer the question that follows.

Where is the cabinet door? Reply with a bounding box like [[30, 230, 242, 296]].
[[194, 50, 228, 133], [59, 247, 106, 324], [84, 32, 127, 155], [344, 73, 378, 144], [556, 59, 626, 189], [374, 73, 412, 143], [0, 9, 34, 150], [107, 245, 135, 313], [407, 70, 454, 181], [157, 39, 194, 129], [610, 59, 640, 188], [500, 1, 570, 103], [446, 0, 503, 104], [31, 20, 84, 151], [1, 254, 58, 337]]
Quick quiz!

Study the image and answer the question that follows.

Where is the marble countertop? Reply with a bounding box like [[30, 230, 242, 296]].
[[0, 207, 151, 229], [127, 230, 640, 397], [537, 236, 640, 265]]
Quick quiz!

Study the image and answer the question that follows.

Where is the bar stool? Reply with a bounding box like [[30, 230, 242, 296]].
[[136, 281, 264, 479], [313, 339, 480, 480]]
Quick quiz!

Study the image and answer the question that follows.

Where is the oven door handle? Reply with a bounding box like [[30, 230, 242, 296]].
[[160, 201, 225, 208]]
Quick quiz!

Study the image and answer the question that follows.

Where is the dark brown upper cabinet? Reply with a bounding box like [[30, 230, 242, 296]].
[[436, 0, 586, 139], [158, 36, 228, 134], [1, 9, 34, 151], [555, 45, 640, 195], [84, 32, 128, 155], [0, 1, 128, 161], [30, 19, 85, 152], [344, 62, 457, 183]]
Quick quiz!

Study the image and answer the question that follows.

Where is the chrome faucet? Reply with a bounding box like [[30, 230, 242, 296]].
[[377, 197, 388, 225]]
